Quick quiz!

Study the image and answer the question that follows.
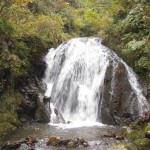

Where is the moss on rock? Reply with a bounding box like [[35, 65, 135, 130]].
[[144, 124, 150, 132], [134, 138, 150, 148], [126, 130, 144, 140], [123, 117, 150, 150], [0, 122, 16, 138], [0, 90, 23, 140]]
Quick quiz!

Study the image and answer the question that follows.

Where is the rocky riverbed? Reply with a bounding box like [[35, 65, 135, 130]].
[[0, 123, 126, 150]]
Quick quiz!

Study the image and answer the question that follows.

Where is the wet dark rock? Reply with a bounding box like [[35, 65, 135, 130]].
[[146, 90, 150, 102], [145, 131, 150, 139], [15, 76, 50, 123], [1, 136, 38, 150], [1, 142, 20, 150], [67, 121, 71, 124], [16, 78, 40, 122], [79, 138, 85, 144], [103, 134, 116, 138], [115, 136, 125, 140], [144, 123, 150, 140], [139, 112, 150, 123], [99, 62, 146, 125], [17, 97, 37, 120], [43, 96, 51, 103], [1, 139, 27, 150], [103, 134, 125, 141], [83, 141, 89, 147], [35, 99, 50, 123], [54, 108, 58, 116], [58, 139, 71, 146]]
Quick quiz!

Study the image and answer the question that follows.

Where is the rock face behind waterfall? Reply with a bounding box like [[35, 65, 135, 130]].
[[100, 63, 139, 124], [43, 38, 149, 125]]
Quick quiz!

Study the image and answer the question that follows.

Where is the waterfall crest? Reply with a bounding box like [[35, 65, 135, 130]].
[[43, 38, 149, 126]]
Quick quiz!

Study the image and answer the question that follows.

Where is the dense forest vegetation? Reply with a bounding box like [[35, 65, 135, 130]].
[[0, 0, 150, 148]]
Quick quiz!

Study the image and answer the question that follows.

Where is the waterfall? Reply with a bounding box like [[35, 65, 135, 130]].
[[43, 37, 149, 126]]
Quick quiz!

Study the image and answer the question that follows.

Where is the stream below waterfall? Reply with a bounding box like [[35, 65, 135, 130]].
[[2, 123, 124, 150]]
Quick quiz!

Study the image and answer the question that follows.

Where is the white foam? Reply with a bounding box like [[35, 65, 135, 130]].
[[48, 121, 105, 129]]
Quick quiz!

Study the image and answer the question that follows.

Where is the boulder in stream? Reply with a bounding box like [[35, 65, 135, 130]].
[[46, 136, 89, 148]]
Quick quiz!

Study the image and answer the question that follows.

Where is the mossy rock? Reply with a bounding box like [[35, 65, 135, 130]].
[[144, 124, 150, 132], [0, 112, 20, 140], [0, 112, 19, 124], [0, 122, 16, 139], [125, 143, 138, 150], [126, 139, 150, 150], [0, 90, 22, 140], [133, 138, 150, 150], [126, 130, 144, 140]]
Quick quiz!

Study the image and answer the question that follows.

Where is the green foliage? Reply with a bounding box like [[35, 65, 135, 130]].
[[133, 138, 150, 150], [124, 122, 150, 150], [125, 39, 146, 52], [0, 19, 13, 35], [0, 51, 26, 77], [0, 90, 22, 139], [0, 0, 124, 85], [104, 1, 150, 89], [0, 90, 22, 115]]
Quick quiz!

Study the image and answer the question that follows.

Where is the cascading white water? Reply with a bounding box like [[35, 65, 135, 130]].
[[43, 37, 149, 126]]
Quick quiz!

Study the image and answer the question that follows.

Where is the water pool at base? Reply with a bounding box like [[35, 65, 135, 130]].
[[2, 123, 124, 150]]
